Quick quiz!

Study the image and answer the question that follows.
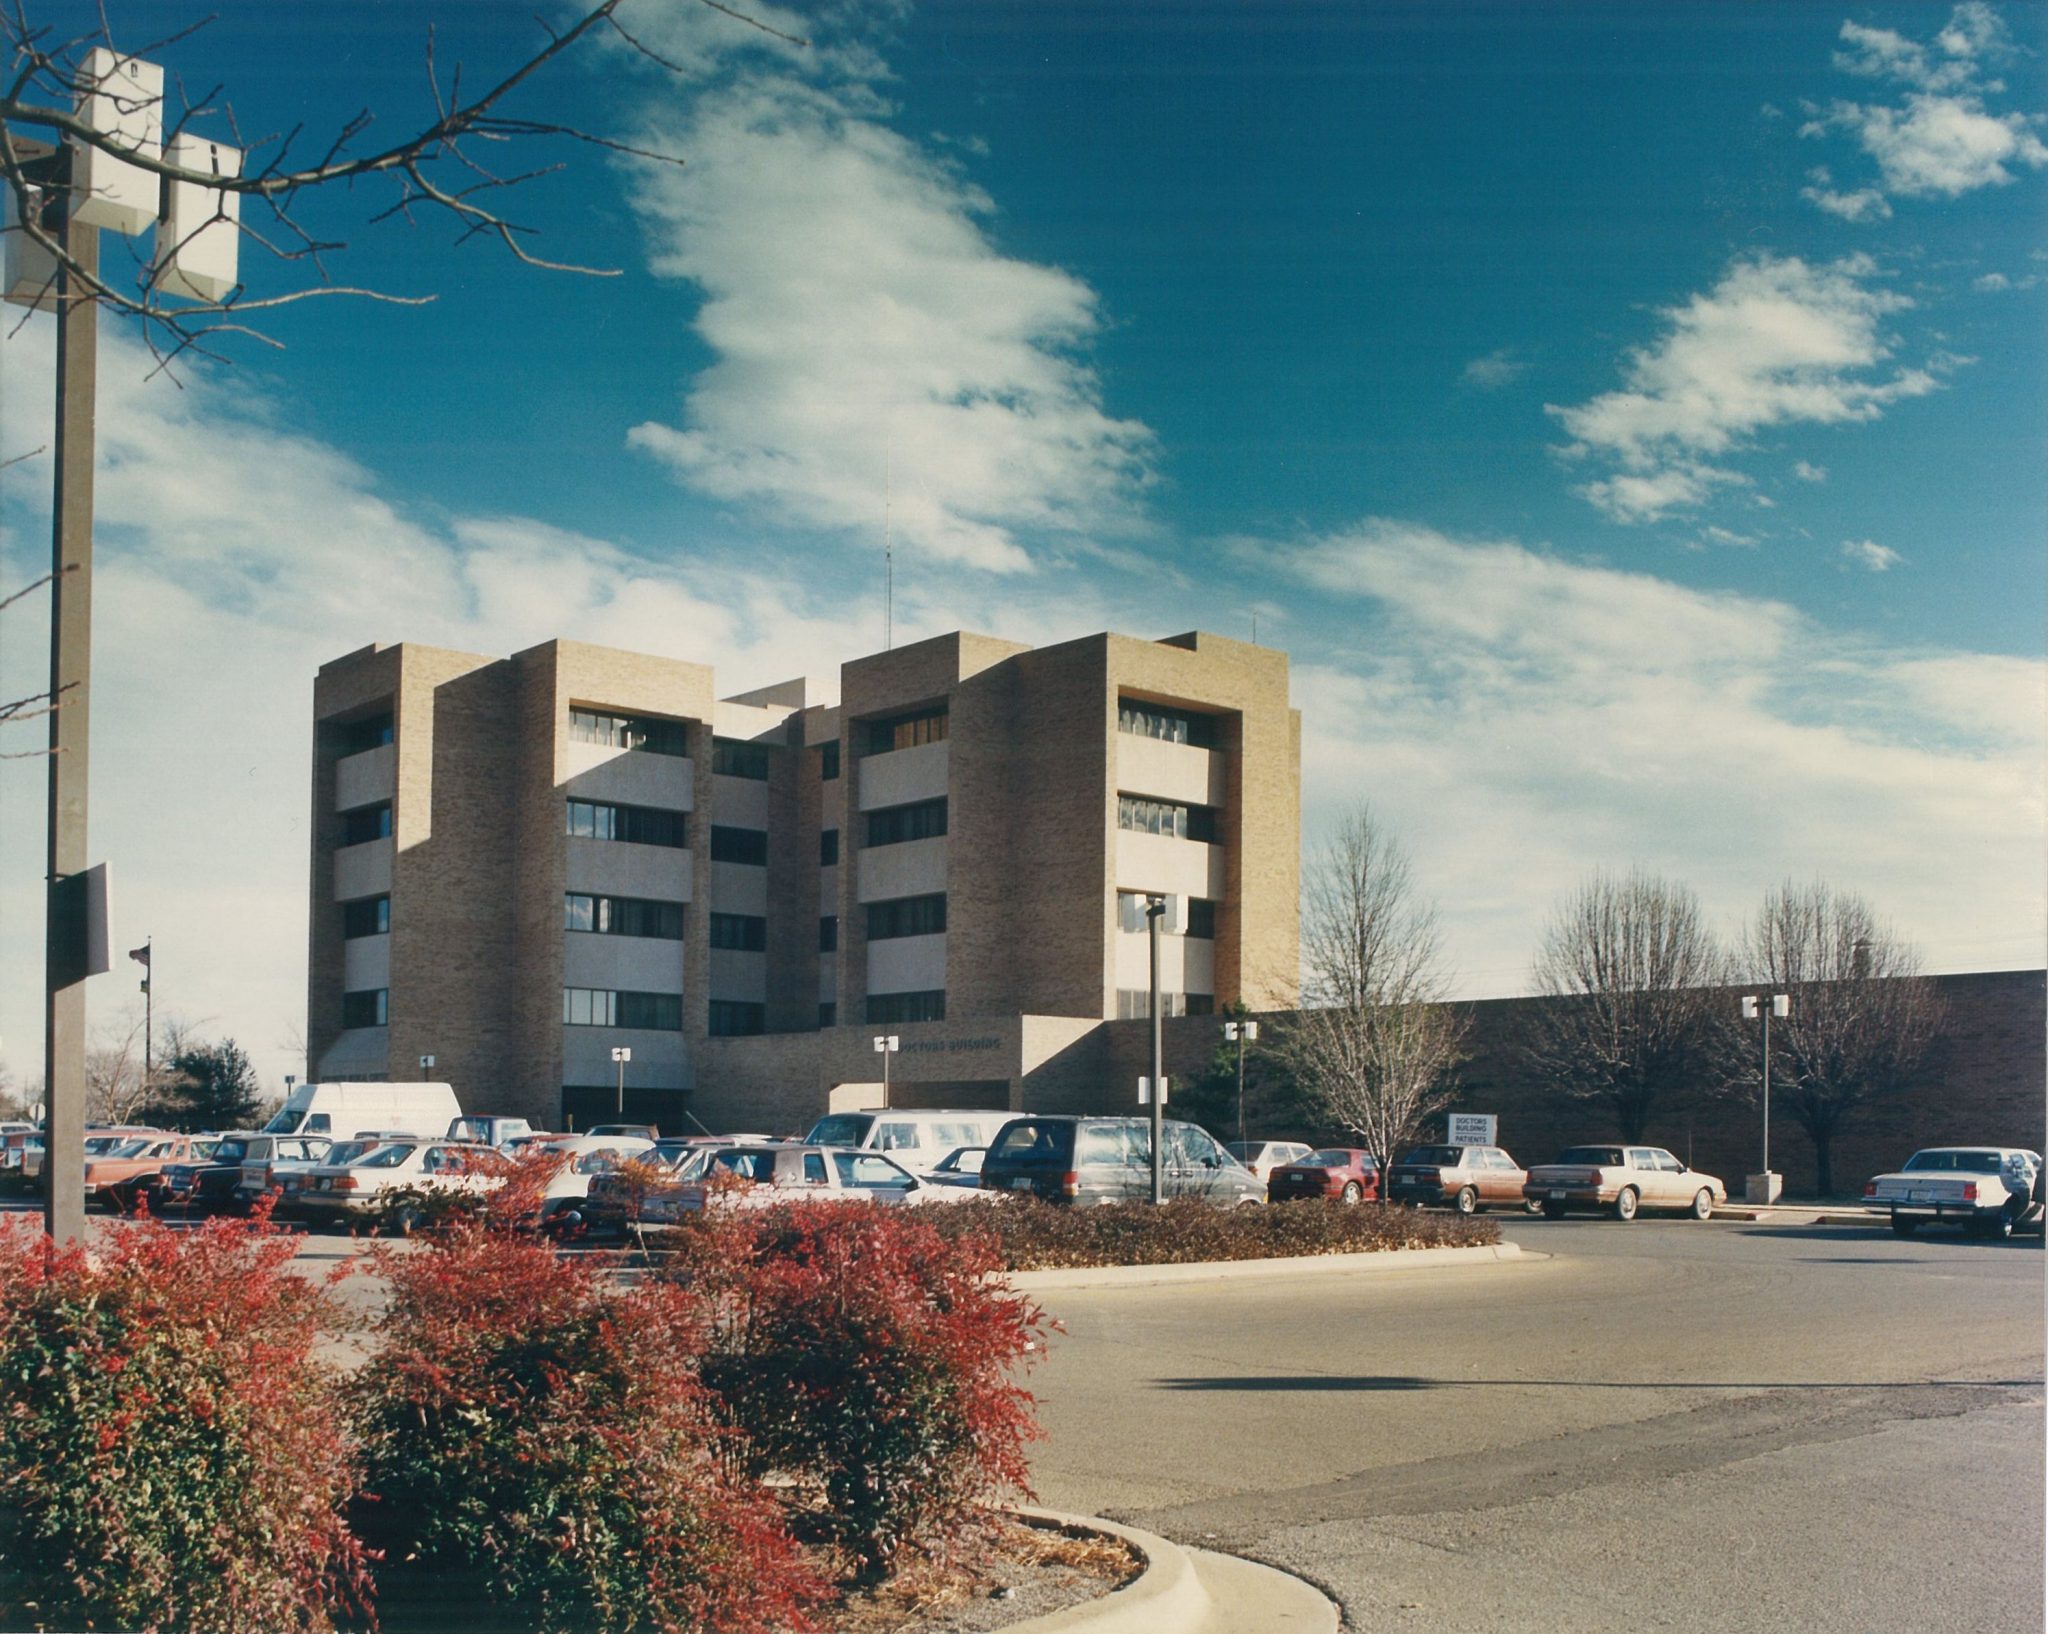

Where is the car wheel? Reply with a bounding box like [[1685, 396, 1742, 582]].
[[386, 1205, 424, 1239], [1614, 1187, 1639, 1222], [1341, 1181, 1363, 1204], [1890, 1214, 1917, 1237], [1541, 1200, 1566, 1220], [1524, 1197, 1543, 1215], [1690, 1189, 1714, 1221], [1992, 1202, 2023, 1241], [1453, 1186, 1478, 1216]]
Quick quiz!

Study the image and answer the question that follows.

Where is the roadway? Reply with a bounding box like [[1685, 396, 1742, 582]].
[[1022, 1215, 2046, 1633]]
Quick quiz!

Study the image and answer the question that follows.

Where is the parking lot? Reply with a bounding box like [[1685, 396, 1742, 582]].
[[1023, 1213, 2045, 1633]]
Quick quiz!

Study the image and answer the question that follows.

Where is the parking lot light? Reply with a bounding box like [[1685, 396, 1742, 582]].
[[1739, 994, 1789, 1202]]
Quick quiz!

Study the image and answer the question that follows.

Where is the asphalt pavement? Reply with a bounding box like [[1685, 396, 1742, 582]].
[[1021, 1213, 2046, 1634]]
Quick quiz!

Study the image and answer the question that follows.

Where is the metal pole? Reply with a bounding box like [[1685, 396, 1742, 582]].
[[882, 1044, 890, 1110], [1761, 1004, 1771, 1180], [42, 164, 96, 1249], [1148, 898, 1164, 1205], [616, 1057, 624, 1116], [1235, 1028, 1247, 1150], [142, 937, 152, 1090]]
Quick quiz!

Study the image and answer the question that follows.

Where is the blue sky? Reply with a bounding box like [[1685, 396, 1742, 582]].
[[2, 0, 2042, 1090]]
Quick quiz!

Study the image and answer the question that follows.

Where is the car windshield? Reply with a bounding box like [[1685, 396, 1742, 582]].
[[803, 1114, 875, 1148], [1301, 1150, 1357, 1167], [572, 1147, 636, 1175], [355, 1144, 416, 1168], [1557, 1146, 1624, 1165], [209, 1140, 248, 1163], [935, 1147, 986, 1175], [1404, 1146, 1463, 1166], [1901, 1150, 2004, 1174], [323, 1140, 377, 1166], [104, 1138, 152, 1159]]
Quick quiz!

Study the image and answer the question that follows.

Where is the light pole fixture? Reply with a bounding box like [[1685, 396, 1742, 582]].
[[1223, 1018, 1259, 1150], [610, 1046, 631, 1116], [418, 1053, 435, 1083], [1144, 894, 1185, 1205], [873, 1034, 898, 1108], [1740, 994, 1789, 1200], [6, 50, 241, 1249]]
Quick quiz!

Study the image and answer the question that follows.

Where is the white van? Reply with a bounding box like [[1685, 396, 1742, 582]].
[[800, 1108, 1012, 1175], [263, 1082, 463, 1141]]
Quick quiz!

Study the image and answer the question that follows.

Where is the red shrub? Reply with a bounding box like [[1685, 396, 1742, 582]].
[[676, 1202, 1051, 1581], [0, 1209, 370, 1634], [352, 1220, 822, 1634]]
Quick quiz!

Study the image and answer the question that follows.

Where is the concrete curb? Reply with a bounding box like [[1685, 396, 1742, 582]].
[[1005, 1509, 1338, 1634], [1006, 1240, 1525, 1291]]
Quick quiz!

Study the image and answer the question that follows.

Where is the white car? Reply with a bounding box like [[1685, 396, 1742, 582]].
[[618, 1142, 974, 1221], [293, 1139, 498, 1234], [1225, 1140, 1314, 1187], [527, 1134, 658, 1232], [1524, 1144, 1727, 1221], [1865, 1147, 2043, 1240]]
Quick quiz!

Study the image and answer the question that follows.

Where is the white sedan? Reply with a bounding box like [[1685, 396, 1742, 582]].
[[1865, 1147, 2042, 1240], [620, 1142, 977, 1221]]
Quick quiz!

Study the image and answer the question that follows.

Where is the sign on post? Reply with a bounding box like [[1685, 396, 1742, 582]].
[[1137, 1076, 1169, 1105], [1448, 1113, 1497, 1146]]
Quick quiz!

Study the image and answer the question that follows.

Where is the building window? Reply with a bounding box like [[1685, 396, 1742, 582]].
[[564, 894, 683, 939], [566, 800, 687, 848], [568, 707, 688, 757], [1116, 794, 1217, 843], [819, 915, 838, 952], [712, 737, 771, 780], [1117, 702, 1218, 748], [819, 1001, 837, 1026], [867, 894, 946, 941], [1186, 897, 1217, 939], [709, 1000, 766, 1037], [866, 990, 945, 1025], [709, 913, 767, 951], [340, 803, 392, 845], [339, 712, 394, 755], [1116, 989, 1211, 1020], [820, 828, 839, 866], [1121, 893, 1218, 938], [343, 896, 390, 939], [866, 709, 948, 754], [563, 988, 683, 1030], [866, 798, 947, 847], [819, 741, 841, 780], [710, 825, 768, 865], [342, 988, 388, 1029]]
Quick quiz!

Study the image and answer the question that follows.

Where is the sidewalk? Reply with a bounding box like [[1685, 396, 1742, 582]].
[[1710, 1201, 1889, 1225]]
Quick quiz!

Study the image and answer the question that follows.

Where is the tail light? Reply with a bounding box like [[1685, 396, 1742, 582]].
[[1060, 1171, 1079, 1199], [330, 1175, 358, 1193], [1962, 1182, 1978, 1202], [1863, 1181, 1876, 1197]]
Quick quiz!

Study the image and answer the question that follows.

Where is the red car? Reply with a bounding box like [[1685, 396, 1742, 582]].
[[1268, 1148, 1379, 1204]]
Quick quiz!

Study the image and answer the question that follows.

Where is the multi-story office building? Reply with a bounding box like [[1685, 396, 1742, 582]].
[[307, 627, 1299, 1132]]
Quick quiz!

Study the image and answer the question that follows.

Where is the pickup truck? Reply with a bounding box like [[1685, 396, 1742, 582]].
[[1864, 1147, 2043, 1240]]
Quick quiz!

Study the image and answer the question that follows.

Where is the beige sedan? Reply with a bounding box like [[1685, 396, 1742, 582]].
[[1524, 1145, 1727, 1221]]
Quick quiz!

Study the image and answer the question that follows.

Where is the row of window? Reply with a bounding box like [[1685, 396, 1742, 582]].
[[868, 893, 946, 941], [1117, 794, 1218, 844], [342, 988, 388, 1029], [341, 803, 392, 846], [566, 893, 684, 939], [867, 798, 947, 848], [867, 709, 948, 754], [569, 707, 688, 757], [821, 829, 839, 865], [567, 799, 687, 848], [710, 1000, 765, 1037], [709, 913, 766, 951], [1118, 702, 1219, 749], [1114, 989, 1216, 1020], [712, 737, 770, 780], [563, 987, 684, 1030], [867, 989, 946, 1025], [337, 712, 394, 756], [1115, 890, 1217, 939], [343, 896, 390, 939]]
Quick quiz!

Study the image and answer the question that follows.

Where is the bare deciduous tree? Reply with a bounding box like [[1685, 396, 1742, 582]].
[[1272, 806, 1467, 1184], [1737, 880, 1944, 1196], [1526, 868, 1731, 1142]]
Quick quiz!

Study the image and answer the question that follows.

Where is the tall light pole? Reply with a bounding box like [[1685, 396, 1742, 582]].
[[1740, 993, 1789, 1201], [1223, 1018, 1259, 1149], [610, 1046, 631, 1116], [873, 1034, 898, 1107], [7, 53, 239, 1248], [1146, 895, 1173, 1205]]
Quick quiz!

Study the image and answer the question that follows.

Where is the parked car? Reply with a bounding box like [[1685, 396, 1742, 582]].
[[582, 1123, 660, 1139], [262, 1081, 461, 1139], [150, 1131, 265, 1213], [1225, 1140, 1315, 1187], [527, 1134, 659, 1232], [1387, 1144, 1535, 1214], [980, 1116, 1264, 1206], [801, 1108, 1013, 1176], [446, 1115, 534, 1147], [236, 1133, 337, 1210], [927, 1145, 990, 1189], [1, 1129, 45, 1193], [611, 1142, 970, 1221], [83, 1133, 215, 1213], [1864, 1147, 2044, 1239], [293, 1139, 500, 1235], [1524, 1145, 1726, 1221], [1268, 1148, 1379, 1203]]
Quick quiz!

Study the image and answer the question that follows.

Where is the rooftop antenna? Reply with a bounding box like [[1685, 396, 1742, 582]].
[[883, 439, 894, 652]]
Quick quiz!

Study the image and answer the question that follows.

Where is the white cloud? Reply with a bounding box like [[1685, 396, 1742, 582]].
[[1549, 254, 1940, 522], [1462, 348, 1527, 389], [613, 16, 1156, 575], [1245, 520, 2045, 991], [1807, 5, 2048, 206], [1793, 459, 1828, 482], [1701, 525, 1760, 549], [1841, 537, 1903, 571], [1800, 166, 1894, 221]]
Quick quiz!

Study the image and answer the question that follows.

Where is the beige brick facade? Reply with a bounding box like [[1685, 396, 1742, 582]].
[[308, 627, 1302, 1134]]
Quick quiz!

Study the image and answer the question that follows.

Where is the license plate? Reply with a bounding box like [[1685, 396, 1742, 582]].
[[1910, 1188, 1934, 1202], [1010, 1177, 1036, 1191], [1549, 1189, 1566, 1200]]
